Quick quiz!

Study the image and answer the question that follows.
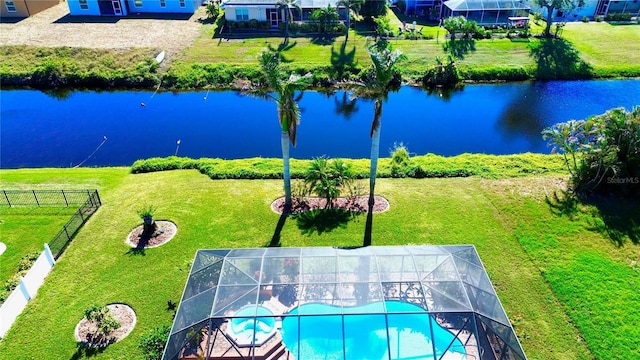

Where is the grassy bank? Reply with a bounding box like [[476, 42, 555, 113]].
[[0, 46, 160, 88], [0, 167, 638, 359], [2, 19, 639, 89]]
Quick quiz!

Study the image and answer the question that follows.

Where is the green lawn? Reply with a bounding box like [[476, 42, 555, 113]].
[[562, 22, 640, 74], [0, 207, 75, 284], [178, 15, 640, 80], [0, 168, 638, 359], [0, 168, 129, 286]]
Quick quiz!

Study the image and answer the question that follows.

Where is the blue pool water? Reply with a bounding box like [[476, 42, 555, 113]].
[[281, 301, 467, 360], [228, 305, 276, 346]]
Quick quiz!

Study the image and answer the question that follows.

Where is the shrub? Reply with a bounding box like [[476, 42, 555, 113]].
[[139, 325, 171, 360], [581, 16, 589, 23], [542, 106, 640, 195], [422, 55, 460, 88], [304, 157, 356, 208], [248, 19, 259, 29], [390, 143, 412, 177], [605, 13, 632, 21], [84, 304, 121, 342]]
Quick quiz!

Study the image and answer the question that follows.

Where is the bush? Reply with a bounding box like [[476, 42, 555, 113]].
[[0, 251, 41, 305], [605, 13, 632, 21], [304, 157, 356, 208], [542, 106, 640, 195], [390, 143, 412, 177], [139, 325, 171, 360], [581, 16, 589, 23], [422, 55, 460, 88], [84, 304, 121, 341], [131, 153, 566, 180], [248, 19, 259, 29]]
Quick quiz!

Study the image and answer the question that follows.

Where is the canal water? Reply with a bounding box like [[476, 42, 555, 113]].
[[1, 80, 639, 168]]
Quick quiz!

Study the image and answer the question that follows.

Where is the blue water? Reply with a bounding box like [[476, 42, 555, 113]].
[[281, 301, 466, 360], [1, 80, 638, 168], [228, 305, 276, 345]]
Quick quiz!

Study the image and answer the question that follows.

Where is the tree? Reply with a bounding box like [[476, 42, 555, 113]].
[[362, 39, 406, 208], [336, 0, 364, 40], [259, 51, 311, 210], [277, 0, 301, 41], [360, 0, 386, 18], [534, 0, 585, 37], [311, 5, 339, 33], [304, 157, 354, 208]]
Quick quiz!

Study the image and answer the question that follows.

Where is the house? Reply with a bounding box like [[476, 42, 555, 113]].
[[221, 0, 348, 27], [530, 0, 639, 20], [441, 0, 531, 25], [404, 0, 442, 18], [1, 0, 59, 18], [66, 0, 204, 16]]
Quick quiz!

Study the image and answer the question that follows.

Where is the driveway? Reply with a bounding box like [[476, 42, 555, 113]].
[[0, 3, 205, 62]]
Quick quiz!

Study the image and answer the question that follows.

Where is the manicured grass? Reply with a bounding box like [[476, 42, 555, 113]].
[[1, 168, 638, 359], [178, 16, 640, 84], [0, 168, 130, 286], [0, 207, 76, 284], [483, 179, 640, 359], [562, 22, 640, 75]]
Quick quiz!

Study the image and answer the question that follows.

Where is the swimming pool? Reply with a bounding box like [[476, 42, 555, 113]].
[[281, 301, 467, 360], [226, 305, 277, 347]]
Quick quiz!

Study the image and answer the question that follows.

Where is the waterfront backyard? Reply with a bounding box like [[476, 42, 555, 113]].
[[0, 167, 638, 359]]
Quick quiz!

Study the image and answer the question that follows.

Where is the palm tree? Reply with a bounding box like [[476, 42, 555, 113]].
[[276, 0, 301, 42], [311, 5, 339, 33], [363, 39, 405, 208], [336, 0, 363, 40], [259, 51, 311, 210]]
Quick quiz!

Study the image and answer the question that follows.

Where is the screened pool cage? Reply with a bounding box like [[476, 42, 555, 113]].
[[162, 245, 527, 360], [442, 0, 530, 25]]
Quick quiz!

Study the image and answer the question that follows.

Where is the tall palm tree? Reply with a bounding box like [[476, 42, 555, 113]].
[[363, 39, 405, 208], [259, 51, 311, 210], [276, 0, 301, 42]]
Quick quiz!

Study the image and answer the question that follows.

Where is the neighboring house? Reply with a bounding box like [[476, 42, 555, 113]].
[[221, 0, 347, 26], [441, 0, 531, 25], [597, 0, 640, 16], [1, 0, 59, 18], [530, 0, 640, 20], [67, 0, 204, 16], [405, 0, 442, 18], [529, 0, 598, 20]]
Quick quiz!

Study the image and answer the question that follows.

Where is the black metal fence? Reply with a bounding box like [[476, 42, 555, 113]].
[[0, 190, 102, 259]]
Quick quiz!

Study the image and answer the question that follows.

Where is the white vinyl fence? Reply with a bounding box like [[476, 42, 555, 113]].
[[0, 244, 55, 338]]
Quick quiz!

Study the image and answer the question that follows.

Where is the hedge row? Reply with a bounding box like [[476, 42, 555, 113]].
[[130, 153, 567, 179]]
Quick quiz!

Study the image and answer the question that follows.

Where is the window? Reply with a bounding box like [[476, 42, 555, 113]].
[[79, 0, 89, 10], [160, 0, 165, 7], [5, 0, 16, 12], [236, 8, 248, 21], [134, 0, 143, 7], [179, 0, 185, 7]]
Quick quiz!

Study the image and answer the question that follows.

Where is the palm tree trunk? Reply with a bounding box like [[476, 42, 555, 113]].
[[369, 119, 381, 207], [345, 10, 350, 40], [282, 131, 292, 210]]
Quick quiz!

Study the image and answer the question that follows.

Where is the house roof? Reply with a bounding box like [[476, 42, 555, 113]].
[[222, 0, 343, 8], [444, 0, 530, 11]]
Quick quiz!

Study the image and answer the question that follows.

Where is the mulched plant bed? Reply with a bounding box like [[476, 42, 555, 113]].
[[271, 195, 389, 215], [74, 304, 136, 347], [126, 220, 177, 249]]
